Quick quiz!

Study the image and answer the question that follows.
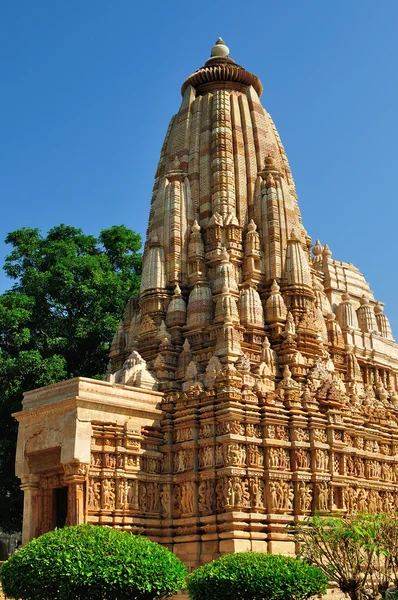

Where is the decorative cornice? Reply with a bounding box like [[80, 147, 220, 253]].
[[181, 57, 263, 97]]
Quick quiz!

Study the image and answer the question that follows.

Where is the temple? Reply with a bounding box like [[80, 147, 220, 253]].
[[14, 39, 398, 566]]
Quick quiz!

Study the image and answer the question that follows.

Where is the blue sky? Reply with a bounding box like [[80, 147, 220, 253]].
[[1, 0, 398, 332]]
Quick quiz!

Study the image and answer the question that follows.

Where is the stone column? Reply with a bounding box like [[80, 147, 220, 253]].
[[63, 462, 89, 526], [20, 475, 40, 544]]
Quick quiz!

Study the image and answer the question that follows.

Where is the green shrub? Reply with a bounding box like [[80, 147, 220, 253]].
[[187, 552, 328, 600], [0, 524, 188, 600]]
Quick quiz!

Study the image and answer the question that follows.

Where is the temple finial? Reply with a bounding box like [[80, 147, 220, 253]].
[[211, 37, 229, 58]]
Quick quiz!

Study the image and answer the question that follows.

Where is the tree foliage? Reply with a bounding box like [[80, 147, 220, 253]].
[[295, 512, 398, 600], [187, 552, 328, 600], [0, 524, 187, 600], [0, 224, 142, 532]]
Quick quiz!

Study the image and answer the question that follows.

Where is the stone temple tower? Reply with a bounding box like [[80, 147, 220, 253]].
[[15, 39, 398, 566]]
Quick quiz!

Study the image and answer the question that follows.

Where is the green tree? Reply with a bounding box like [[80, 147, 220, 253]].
[[295, 512, 398, 600], [0, 224, 142, 532], [0, 524, 187, 600]]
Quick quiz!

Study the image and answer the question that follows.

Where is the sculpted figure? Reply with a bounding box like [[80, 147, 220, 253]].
[[296, 448, 310, 469], [317, 482, 329, 511], [298, 482, 312, 512], [295, 428, 309, 442], [316, 449, 327, 471], [103, 479, 115, 510], [172, 486, 181, 516], [202, 445, 214, 467], [266, 425, 276, 439], [269, 448, 278, 468], [139, 482, 147, 511], [181, 482, 195, 514], [118, 480, 127, 507], [368, 490, 379, 513], [146, 482, 155, 511], [357, 489, 368, 512], [242, 479, 250, 507], [354, 457, 365, 478], [270, 482, 278, 510], [344, 487, 357, 514], [250, 477, 264, 508], [127, 480, 138, 508], [215, 445, 223, 466], [233, 479, 243, 505], [276, 425, 289, 441], [313, 429, 327, 443], [216, 480, 224, 510], [160, 486, 170, 515], [198, 481, 209, 512], [88, 479, 101, 509]]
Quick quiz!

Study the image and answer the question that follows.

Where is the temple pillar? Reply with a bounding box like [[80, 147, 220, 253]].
[[63, 462, 89, 526], [20, 475, 40, 544]]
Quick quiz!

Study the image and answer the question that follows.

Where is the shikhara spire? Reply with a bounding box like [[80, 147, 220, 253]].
[[109, 38, 396, 381], [16, 39, 398, 561]]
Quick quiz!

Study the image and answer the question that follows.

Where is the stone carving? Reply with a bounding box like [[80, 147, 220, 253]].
[[246, 423, 262, 438], [218, 421, 244, 435], [269, 481, 294, 511], [175, 428, 193, 443], [269, 448, 290, 470], [198, 480, 214, 512], [225, 477, 251, 508], [224, 444, 246, 466], [295, 428, 309, 442], [180, 482, 195, 515], [315, 449, 328, 471], [247, 445, 264, 466], [174, 450, 193, 473], [199, 424, 214, 439], [127, 480, 138, 508], [160, 486, 170, 515], [298, 482, 313, 512], [313, 429, 327, 443], [103, 479, 115, 510], [108, 350, 158, 390], [316, 482, 329, 511], [275, 425, 289, 441], [250, 476, 264, 509], [88, 478, 101, 509], [296, 448, 310, 470]]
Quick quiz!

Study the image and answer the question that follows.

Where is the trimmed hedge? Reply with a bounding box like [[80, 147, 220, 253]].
[[0, 524, 187, 600], [187, 552, 328, 600]]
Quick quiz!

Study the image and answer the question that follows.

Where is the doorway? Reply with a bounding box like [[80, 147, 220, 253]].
[[53, 487, 68, 528]]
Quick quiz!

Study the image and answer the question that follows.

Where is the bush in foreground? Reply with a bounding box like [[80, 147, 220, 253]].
[[0, 524, 187, 600], [187, 552, 328, 600], [295, 513, 398, 600]]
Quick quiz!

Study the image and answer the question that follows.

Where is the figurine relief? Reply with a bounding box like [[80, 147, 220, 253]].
[[199, 446, 214, 468], [103, 479, 115, 510], [198, 480, 214, 512], [315, 449, 328, 471], [296, 448, 310, 470], [269, 481, 294, 511], [247, 445, 264, 466], [250, 477, 264, 509], [317, 482, 329, 511], [88, 479, 101, 509], [298, 482, 313, 512], [180, 482, 195, 515], [269, 448, 290, 470], [160, 486, 170, 515]]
